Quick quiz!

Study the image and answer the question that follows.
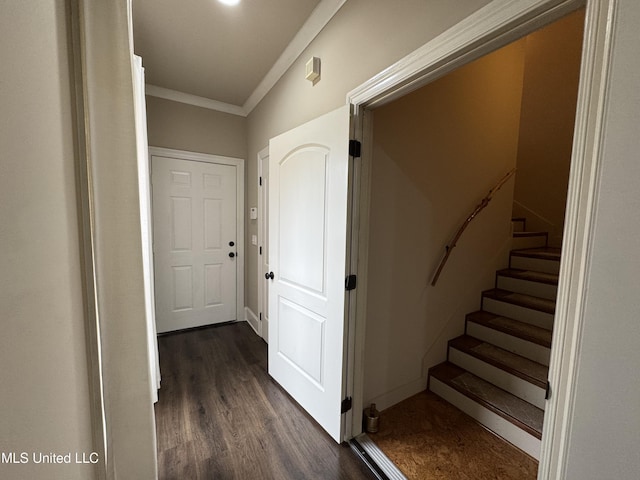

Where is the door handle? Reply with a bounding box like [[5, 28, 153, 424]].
[[229, 252, 236, 258], [265, 271, 274, 280]]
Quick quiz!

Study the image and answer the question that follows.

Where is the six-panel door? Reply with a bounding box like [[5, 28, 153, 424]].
[[152, 156, 237, 333]]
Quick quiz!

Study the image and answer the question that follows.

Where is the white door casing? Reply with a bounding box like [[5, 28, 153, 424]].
[[152, 154, 239, 333], [268, 105, 351, 442], [258, 147, 270, 342], [132, 56, 161, 402]]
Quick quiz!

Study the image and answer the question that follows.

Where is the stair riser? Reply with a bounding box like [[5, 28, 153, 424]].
[[510, 255, 560, 275], [512, 235, 548, 250], [429, 377, 541, 460], [466, 322, 551, 366], [482, 298, 554, 330], [449, 349, 546, 410], [496, 276, 558, 301]]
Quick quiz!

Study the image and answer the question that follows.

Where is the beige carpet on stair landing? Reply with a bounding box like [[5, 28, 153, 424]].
[[367, 391, 538, 480]]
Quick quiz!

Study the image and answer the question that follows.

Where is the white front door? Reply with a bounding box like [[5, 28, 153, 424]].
[[268, 105, 351, 442], [152, 155, 238, 333]]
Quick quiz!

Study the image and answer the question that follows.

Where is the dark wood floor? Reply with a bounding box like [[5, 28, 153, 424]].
[[155, 322, 375, 480]]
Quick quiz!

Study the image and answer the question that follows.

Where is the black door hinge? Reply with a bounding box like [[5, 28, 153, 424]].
[[345, 274, 357, 291], [545, 380, 552, 400], [341, 396, 352, 414], [349, 139, 361, 158], [259, 176, 263, 186], [259, 246, 262, 255], [259, 312, 262, 321]]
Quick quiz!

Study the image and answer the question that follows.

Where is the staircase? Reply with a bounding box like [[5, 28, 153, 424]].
[[427, 217, 560, 460]]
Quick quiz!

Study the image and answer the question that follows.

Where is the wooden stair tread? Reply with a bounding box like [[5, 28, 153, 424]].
[[510, 247, 561, 261], [429, 362, 544, 439], [483, 288, 555, 315], [497, 268, 559, 286], [449, 335, 548, 388], [466, 311, 552, 347]]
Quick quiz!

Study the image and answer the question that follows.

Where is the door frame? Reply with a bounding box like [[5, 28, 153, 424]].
[[345, 0, 615, 478], [149, 147, 245, 325], [133, 56, 161, 402], [256, 146, 269, 341]]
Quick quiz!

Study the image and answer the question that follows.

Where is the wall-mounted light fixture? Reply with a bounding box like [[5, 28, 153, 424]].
[[218, 0, 241, 6]]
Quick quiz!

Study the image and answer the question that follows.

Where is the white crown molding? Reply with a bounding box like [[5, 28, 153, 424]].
[[145, 84, 247, 117], [144, 0, 346, 118], [242, 0, 347, 114]]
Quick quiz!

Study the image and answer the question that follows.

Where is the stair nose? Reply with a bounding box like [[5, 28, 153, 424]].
[[496, 268, 559, 300], [466, 311, 552, 366], [448, 335, 548, 409], [428, 362, 543, 460], [510, 247, 562, 274], [512, 231, 548, 250], [482, 288, 555, 330]]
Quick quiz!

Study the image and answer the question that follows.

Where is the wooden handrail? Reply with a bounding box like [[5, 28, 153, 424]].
[[430, 168, 516, 286]]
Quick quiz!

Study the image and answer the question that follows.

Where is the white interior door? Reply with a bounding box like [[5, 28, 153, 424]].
[[268, 105, 351, 442], [152, 156, 237, 333]]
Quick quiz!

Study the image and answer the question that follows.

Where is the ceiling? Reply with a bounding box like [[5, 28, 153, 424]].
[[132, 0, 325, 112]]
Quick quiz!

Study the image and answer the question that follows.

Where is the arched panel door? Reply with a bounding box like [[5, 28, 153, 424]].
[[268, 105, 351, 442]]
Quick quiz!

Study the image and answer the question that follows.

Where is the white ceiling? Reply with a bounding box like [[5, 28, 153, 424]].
[[133, 0, 329, 112]]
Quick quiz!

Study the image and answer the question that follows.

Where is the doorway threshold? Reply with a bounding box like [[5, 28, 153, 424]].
[[350, 434, 407, 480]]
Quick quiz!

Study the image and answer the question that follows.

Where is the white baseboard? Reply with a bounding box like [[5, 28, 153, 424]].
[[365, 376, 427, 412], [244, 306, 261, 337]]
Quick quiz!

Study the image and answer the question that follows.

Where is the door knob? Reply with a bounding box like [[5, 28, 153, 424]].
[[265, 271, 274, 280], [229, 252, 235, 258], [229, 241, 235, 247]]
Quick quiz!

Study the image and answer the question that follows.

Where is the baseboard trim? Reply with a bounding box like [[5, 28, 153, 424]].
[[244, 306, 261, 337], [365, 377, 427, 412]]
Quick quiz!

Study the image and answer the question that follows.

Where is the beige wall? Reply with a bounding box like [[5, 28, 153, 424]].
[[0, 2, 95, 479], [145, 96, 247, 159], [82, 0, 158, 477], [363, 40, 525, 407], [561, 1, 640, 477], [514, 9, 584, 246], [245, 0, 493, 317]]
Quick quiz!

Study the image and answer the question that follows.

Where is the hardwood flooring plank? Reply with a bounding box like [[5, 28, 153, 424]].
[[155, 322, 375, 480]]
